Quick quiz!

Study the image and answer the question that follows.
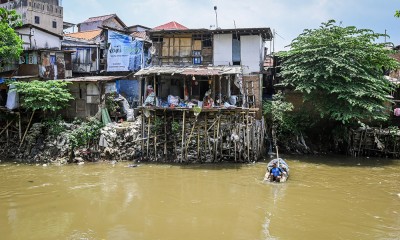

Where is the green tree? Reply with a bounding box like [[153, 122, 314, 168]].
[[12, 80, 73, 112], [0, 8, 23, 69], [263, 92, 294, 154], [278, 20, 399, 124], [395, 10, 400, 17]]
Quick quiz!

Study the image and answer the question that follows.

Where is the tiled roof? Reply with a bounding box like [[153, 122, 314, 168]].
[[82, 14, 116, 23], [153, 21, 188, 30], [65, 29, 102, 40]]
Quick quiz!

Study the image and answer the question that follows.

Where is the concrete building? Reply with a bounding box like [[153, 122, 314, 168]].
[[0, 0, 63, 35]]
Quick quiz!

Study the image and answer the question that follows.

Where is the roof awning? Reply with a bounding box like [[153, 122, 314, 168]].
[[60, 76, 125, 82], [135, 66, 242, 76]]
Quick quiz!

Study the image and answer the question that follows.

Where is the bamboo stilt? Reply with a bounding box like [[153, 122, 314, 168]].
[[197, 125, 200, 161], [181, 110, 186, 163], [185, 117, 197, 160], [141, 112, 145, 161], [20, 110, 35, 148], [146, 114, 151, 159], [6, 120, 9, 145], [18, 113, 22, 141], [0, 120, 14, 136]]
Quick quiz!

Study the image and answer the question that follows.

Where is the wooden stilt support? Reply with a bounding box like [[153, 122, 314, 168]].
[[20, 110, 35, 148], [181, 110, 186, 163], [146, 113, 151, 159], [141, 111, 145, 161], [0, 120, 14, 136]]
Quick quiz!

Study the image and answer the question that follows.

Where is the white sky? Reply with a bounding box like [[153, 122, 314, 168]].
[[63, 0, 400, 52]]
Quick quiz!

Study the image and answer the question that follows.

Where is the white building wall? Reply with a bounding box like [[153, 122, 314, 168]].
[[213, 34, 232, 66], [17, 27, 61, 50], [79, 21, 102, 32], [240, 35, 263, 74]]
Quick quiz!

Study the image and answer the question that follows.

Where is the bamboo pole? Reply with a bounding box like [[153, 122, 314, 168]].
[[215, 115, 221, 162], [213, 115, 217, 162], [197, 125, 200, 161], [20, 110, 35, 148], [6, 120, 9, 145], [0, 120, 14, 136], [185, 116, 197, 160], [173, 113, 177, 158], [141, 110, 145, 161], [18, 113, 22, 141], [181, 110, 186, 163], [146, 114, 151, 159]]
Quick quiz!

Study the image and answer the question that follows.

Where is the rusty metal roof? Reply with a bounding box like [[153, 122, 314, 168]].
[[82, 14, 116, 23], [65, 30, 102, 41], [61, 76, 124, 82], [80, 14, 127, 28], [134, 66, 242, 76]]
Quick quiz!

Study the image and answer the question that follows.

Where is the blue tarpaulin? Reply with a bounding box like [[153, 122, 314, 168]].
[[116, 80, 140, 107]]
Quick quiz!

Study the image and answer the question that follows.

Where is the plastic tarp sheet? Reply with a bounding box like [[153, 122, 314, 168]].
[[116, 80, 139, 104], [6, 84, 19, 110], [107, 31, 144, 72]]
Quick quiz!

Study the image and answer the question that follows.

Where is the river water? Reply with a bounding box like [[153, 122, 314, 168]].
[[0, 156, 399, 240]]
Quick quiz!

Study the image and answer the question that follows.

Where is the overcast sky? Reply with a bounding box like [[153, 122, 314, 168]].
[[63, 0, 400, 52]]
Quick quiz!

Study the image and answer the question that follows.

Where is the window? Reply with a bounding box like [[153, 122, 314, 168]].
[[203, 39, 212, 47], [34, 16, 40, 24], [192, 50, 202, 65], [52, 21, 57, 28]]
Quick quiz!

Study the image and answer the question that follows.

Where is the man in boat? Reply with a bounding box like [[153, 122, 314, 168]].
[[269, 162, 282, 182]]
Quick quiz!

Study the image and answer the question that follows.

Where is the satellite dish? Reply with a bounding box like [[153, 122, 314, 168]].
[[149, 46, 156, 55]]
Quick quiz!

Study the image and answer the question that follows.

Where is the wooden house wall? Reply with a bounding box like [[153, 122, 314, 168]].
[[63, 82, 100, 119], [153, 33, 213, 66]]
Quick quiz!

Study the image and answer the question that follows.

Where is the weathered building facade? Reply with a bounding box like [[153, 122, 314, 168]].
[[0, 0, 63, 35], [133, 22, 273, 162]]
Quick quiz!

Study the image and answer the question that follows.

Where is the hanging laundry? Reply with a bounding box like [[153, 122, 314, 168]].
[[394, 108, 400, 117]]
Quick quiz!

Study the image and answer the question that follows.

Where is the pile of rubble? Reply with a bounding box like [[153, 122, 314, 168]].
[[98, 118, 142, 161], [1, 118, 143, 164]]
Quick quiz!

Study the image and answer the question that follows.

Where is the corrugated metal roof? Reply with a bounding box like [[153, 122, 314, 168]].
[[65, 30, 102, 41], [61, 76, 124, 82], [82, 14, 116, 23], [153, 21, 188, 30], [135, 66, 242, 76]]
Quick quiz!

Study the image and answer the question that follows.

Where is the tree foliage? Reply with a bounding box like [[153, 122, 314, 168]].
[[0, 8, 23, 68], [263, 92, 294, 126], [278, 20, 399, 124], [395, 10, 400, 18], [12, 80, 73, 112]]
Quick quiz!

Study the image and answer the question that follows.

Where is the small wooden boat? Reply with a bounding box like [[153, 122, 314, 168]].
[[263, 158, 290, 183]]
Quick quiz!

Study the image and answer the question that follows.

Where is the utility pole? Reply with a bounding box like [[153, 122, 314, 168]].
[[385, 29, 387, 43], [214, 6, 218, 29], [272, 29, 276, 54]]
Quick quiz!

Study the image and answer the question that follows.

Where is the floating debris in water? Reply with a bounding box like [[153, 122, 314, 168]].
[[126, 164, 139, 168]]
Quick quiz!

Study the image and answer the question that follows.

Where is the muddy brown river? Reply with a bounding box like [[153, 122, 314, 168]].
[[0, 156, 399, 240]]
